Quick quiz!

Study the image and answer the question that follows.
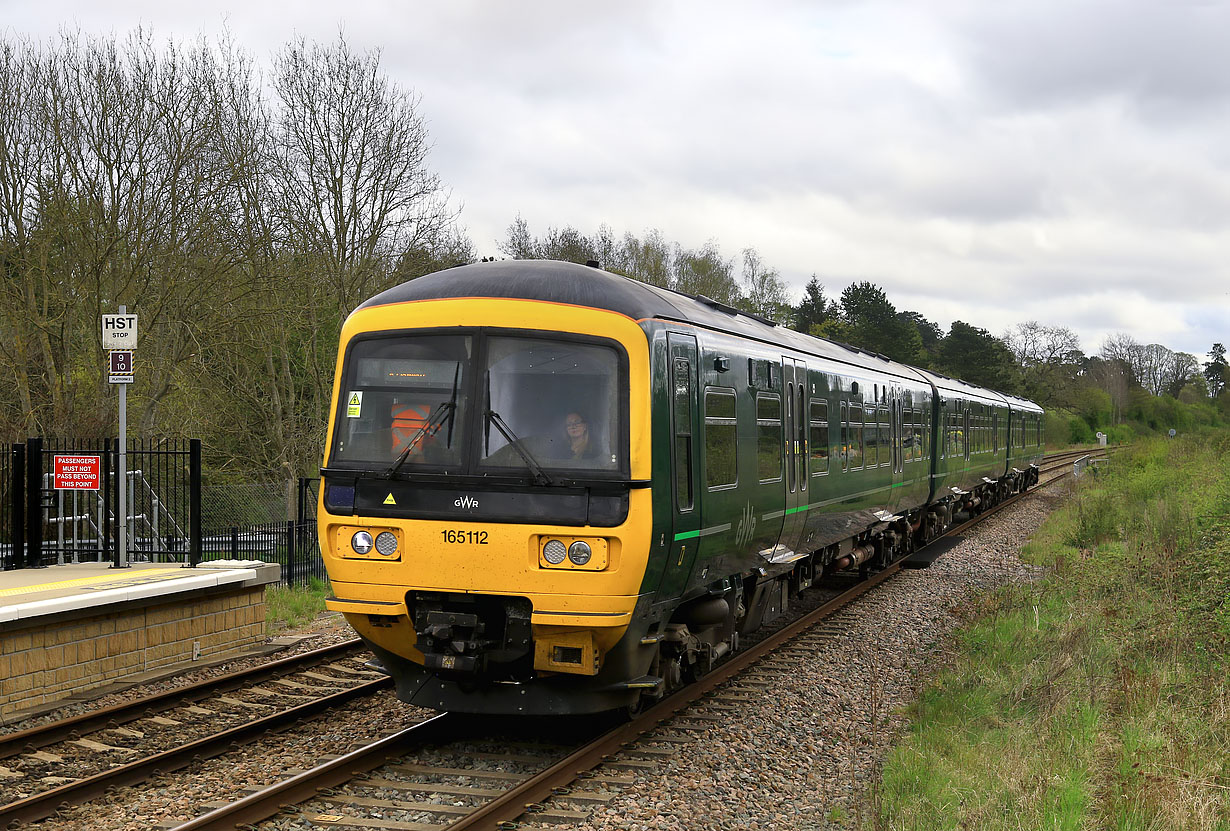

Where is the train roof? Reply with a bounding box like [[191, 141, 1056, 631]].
[[998, 392, 1045, 414], [361, 260, 931, 383], [361, 259, 1040, 411], [913, 368, 1009, 407]]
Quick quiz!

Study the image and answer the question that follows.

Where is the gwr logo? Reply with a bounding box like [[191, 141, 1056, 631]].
[[454, 495, 479, 509]]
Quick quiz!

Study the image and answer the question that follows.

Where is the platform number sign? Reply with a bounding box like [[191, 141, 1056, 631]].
[[109, 349, 134, 384], [110, 350, 133, 374]]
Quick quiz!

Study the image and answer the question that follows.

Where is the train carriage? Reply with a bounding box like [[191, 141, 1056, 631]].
[[318, 260, 1043, 715]]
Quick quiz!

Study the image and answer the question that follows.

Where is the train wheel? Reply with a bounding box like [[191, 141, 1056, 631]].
[[623, 691, 646, 719]]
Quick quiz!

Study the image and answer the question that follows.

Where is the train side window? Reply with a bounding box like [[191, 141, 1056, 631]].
[[847, 402, 864, 470], [878, 404, 891, 467], [809, 400, 829, 475], [756, 393, 783, 482], [797, 385, 806, 493], [864, 405, 878, 467], [704, 387, 737, 489], [840, 401, 849, 472], [672, 357, 693, 511]]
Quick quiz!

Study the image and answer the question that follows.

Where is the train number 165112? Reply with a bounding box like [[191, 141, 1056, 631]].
[[441, 529, 489, 545]]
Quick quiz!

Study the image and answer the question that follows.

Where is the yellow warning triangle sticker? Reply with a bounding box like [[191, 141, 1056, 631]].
[[349, 393, 361, 405], [383, 493, 396, 505]]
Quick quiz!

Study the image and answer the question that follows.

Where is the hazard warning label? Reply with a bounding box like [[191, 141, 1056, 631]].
[[346, 391, 363, 418]]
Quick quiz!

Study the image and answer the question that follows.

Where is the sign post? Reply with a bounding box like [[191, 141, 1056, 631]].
[[103, 309, 137, 568]]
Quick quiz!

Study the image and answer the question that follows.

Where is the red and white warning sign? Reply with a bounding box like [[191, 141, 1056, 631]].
[[53, 455, 101, 490]]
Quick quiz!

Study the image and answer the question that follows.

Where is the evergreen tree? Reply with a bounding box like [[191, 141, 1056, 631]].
[[823, 281, 924, 364], [791, 275, 834, 335], [897, 310, 942, 366], [1205, 343, 1228, 397], [936, 321, 1020, 392]]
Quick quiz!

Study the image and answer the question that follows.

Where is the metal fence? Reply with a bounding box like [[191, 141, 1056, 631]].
[[1, 439, 325, 588], [1, 438, 153, 569], [199, 479, 325, 586]]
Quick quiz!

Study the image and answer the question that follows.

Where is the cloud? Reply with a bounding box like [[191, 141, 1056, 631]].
[[3, 0, 1227, 359], [957, 1, 1230, 120]]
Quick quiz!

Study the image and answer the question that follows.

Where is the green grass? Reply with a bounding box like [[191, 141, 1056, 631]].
[[265, 576, 333, 632], [870, 433, 1230, 831]]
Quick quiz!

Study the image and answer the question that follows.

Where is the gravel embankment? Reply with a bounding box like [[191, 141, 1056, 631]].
[[10, 482, 1065, 830], [574, 484, 1064, 831]]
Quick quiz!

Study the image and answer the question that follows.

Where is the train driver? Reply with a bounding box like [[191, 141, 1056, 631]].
[[562, 411, 600, 462]]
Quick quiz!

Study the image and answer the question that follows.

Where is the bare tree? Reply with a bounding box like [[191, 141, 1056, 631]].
[[1006, 321, 1081, 367], [738, 247, 791, 323], [619, 228, 672, 288], [673, 240, 738, 304], [272, 34, 456, 315]]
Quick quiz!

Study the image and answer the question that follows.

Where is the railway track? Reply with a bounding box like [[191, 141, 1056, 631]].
[[3, 447, 1105, 830], [0, 640, 385, 828], [170, 448, 1105, 831]]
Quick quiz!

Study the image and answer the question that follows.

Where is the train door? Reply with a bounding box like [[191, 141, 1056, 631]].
[[778, 357, 808, 557], [656, 332, 701, 597], [888, 386, 904, 511]]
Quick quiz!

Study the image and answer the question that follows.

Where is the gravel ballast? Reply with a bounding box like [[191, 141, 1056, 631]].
[[573, 485, 1063, 831], [8, 484, 1065, 830]]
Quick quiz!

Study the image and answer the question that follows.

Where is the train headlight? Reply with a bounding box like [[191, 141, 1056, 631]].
[[542, 539, 567, 565], [351, 530, 374, 555], [375, 531, 398, 556], [567, 541, 592, 566]]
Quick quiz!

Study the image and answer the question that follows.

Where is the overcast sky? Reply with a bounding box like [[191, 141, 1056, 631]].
[[4, 1, 1228, 359]]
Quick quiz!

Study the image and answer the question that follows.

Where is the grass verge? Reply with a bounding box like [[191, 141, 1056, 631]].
[[870, 433, 1229, 831], [265, 576, 333, 633]]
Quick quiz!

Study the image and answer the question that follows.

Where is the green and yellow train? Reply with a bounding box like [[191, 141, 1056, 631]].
[[319, 260, 1043, 714]]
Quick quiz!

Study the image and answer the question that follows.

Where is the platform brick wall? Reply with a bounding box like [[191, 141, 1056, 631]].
[[1, 587, 267, 717]]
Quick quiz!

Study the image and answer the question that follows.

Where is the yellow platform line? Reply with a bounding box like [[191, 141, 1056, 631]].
[[0, 567, 186, 598]]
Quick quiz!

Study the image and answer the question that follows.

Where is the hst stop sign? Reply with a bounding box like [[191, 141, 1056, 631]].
[[101, 314, 138, 349], [54, 455, 101, 490]]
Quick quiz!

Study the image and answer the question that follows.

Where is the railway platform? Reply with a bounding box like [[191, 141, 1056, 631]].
[[1, 560, 280, 719]]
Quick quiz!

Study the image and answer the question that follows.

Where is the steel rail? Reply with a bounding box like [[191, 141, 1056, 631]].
[[0, 638, 364, 761], [167, 446, 1108, 830], [171, 713, 460, 831], [0, 675, 390, 827], [169, 568, 900, 831]]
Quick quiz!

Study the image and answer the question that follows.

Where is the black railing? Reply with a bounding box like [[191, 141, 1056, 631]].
[[2, 441, 325, 587], [1, 438, 200, 569], [198, 517, 327, 587], [196, 479, 323, 587]]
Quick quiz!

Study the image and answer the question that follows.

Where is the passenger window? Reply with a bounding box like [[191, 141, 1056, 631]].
[[756, 393, 783, 482], [847, 402, 864, 470], [809, 400, 829, 475], [704, 388, 737, 489], [878, 405, 891, 467], [864, 405, 878, 467]]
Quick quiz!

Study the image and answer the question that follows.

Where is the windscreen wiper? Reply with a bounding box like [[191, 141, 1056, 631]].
[[385, 365, 461, 478], [486, 409, 553, 486]]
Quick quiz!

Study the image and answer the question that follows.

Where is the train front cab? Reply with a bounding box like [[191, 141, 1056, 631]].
[[318, 296, 661, 714]]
